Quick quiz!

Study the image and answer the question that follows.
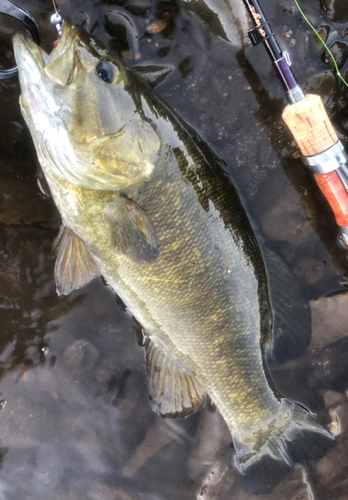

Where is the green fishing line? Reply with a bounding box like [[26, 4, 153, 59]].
[[293, 0, 348, 87]]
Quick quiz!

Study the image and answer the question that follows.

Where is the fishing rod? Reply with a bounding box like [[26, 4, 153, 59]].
[[242, 0, 348, 248]]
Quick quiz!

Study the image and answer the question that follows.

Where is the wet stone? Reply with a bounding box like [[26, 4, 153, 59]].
[[292, 254, 328, 287], [327, 408, 341, 435], [323, 41, 348, 70], [310, 292, 348, 349], [324, 389, 344, 407], [321, 0, 348, 23], [124, 0, 151, 16], [314, 26, 330, 48]]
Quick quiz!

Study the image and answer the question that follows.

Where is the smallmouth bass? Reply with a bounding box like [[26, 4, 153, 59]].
[[13, 21, 334, 494]]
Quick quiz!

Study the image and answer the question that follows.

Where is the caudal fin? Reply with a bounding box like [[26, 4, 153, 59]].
[[233, 399, 335, 495]]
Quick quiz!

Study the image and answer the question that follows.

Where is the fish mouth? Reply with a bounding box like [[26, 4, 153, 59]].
[[45, 20, 76, 70], [13, 21, 77, 85], [13, 29, 46, 76]]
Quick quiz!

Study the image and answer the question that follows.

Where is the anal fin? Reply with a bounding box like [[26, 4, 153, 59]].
[[145, 335, 207, 418], [54, 226, 100, 296]]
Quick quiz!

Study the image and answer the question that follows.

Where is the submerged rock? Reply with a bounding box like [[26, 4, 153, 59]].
[[63, 339, 99, 376], [292, 254, 328, 287], [310, 292, 348, 349], [323, 41, 348, 70], [321, 0, 348, 23]]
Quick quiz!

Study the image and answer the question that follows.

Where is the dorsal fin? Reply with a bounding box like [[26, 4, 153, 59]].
[[54, 226, 100, 296], [262, 248, 311, 365], [132, 64, 173, 87], [145, 335, 207, 418]]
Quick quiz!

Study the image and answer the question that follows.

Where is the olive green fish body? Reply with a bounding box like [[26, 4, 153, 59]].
[[13, 22, 334, 494], [47, 129, 279, 436]]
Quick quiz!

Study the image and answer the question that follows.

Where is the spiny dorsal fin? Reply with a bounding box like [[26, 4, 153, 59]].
[[103, 195, 159, 264], [54, 226, 100, 296], [132, 64, 173, 87], [145, 335, 207, 418]]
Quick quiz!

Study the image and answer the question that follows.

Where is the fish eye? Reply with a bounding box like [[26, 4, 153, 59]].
[[96, 61, 117, 83]]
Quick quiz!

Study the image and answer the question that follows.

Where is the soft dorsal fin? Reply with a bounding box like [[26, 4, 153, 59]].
[[54, 226, 100, 296], [103, 195, 159, 264], [145, 335, 207, 418], [262, 248, 311, 365]]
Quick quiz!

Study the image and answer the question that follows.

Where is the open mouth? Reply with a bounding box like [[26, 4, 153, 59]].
[[46, 21, 75, 67], [13, 20, 76, 81]]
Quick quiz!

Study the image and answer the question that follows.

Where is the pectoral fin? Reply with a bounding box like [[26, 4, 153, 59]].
[[145, 335, 207, 418], [103, 195, 159, 263], [54, 226, 100, 296]]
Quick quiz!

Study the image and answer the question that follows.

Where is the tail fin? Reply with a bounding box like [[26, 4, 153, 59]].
[[233, 399, 335, 495]]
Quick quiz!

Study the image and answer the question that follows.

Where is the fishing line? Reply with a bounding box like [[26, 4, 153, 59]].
[[51, 0, 63, 37], [52, 0, 59, 15], [293, 0, 348, 87]]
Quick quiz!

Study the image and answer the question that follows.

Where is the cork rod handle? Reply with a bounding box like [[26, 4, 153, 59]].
[[282, 94, 338, 157]]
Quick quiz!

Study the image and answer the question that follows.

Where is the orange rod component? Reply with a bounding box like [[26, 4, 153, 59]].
[[314, 171, 348, 227]]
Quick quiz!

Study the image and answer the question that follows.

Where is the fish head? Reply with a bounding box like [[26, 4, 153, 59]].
[[13, 21, 161, 190]]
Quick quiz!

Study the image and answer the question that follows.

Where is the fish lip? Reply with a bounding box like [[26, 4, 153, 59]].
[[13, 20, 76, 76], [47, 20, 76, 67], [13, 30, 46, 76]]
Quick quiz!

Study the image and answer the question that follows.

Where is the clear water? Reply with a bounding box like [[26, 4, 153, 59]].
[[0, 0, 348, 498]]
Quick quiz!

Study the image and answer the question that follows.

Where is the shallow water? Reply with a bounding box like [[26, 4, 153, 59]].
[[1, 0, 348, 499]]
